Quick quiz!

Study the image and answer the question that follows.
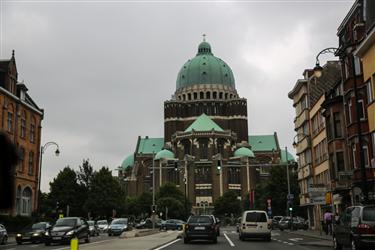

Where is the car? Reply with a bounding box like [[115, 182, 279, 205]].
[[278, 216, 291, 231], [238, 210, 271, 241], [16, 222, 51, 244], [160, 219, 185, 231], [208, 215, 221, 236], [271, 216, 283, 229], [108, 218, 131, 236], [44, 217, 90, 246], [87, 221, 99, 236], [333, 205, 375, 250], [96, 220, 109, 232], [183, 215, 217, 244], [293, 217, 308, 230], [135, 218, 163, 229], [0, 224, 8, 245]]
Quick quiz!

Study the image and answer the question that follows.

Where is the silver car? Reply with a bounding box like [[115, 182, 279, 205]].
[[0, 224, 8, 245]]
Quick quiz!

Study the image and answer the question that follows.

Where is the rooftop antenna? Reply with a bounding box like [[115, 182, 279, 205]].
[[202, 34, 206, 42]]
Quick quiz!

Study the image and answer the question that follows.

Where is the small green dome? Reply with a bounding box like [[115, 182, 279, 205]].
[[234, 147, 255, 158], [176, 41, 235, 90], [121, 154, 134, 171], [155, 149, 175, 160]]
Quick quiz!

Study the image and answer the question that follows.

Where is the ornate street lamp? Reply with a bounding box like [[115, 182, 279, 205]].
[[37, 141, 60, 214]]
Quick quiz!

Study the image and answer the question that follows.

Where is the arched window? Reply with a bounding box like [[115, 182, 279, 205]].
[[219, 92, 223, 99], [206, 92, 211, 99], [22, 187, 32, 216], [16, 186, 21, 215], [183, 94, 186, 101], [213, 92, 217, 99], [225, 93, 228, 99], [188, 93, 191, 101], [199, 138, 209, 159], [200, 92, 204, 99]]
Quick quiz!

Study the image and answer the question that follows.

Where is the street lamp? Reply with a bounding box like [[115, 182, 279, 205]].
[[37, 141, 60, 214], [151, 143, 156, 230], [313, 46, 368, 204]]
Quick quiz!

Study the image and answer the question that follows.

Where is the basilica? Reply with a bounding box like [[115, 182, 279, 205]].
[[119, 40, 293, 214]]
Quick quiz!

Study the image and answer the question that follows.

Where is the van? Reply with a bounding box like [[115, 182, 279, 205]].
[[239, 210, 271, 241]]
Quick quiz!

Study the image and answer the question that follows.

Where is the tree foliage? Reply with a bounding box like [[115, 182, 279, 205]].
[[214, 190, 242, 217]]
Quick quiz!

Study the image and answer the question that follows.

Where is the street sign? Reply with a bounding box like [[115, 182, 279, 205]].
[[287, 194, 294, 200], [310, 196, 325, 205]]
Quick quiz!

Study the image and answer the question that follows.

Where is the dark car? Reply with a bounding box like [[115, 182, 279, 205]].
[[44, 217, 90, 246], [135, 218, 163, 229], [0, 224, 8, 245], [278, 216, 291, 231], [161, 219, 185, 231], [272, 216, 283, 229], [108, 218, 131, 236], [184, 215, 217, 244], [208, 215, 221, 236], [16, 222, 51, 244], [87, 221, 99, 236], [333, 205, 375, 250]]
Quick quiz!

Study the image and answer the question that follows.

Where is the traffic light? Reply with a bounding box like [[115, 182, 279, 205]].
[[289, 207, 293, 212], [151, 205, 157, 213], [217, 160, 221, 171], [174, 161, 178, 171]]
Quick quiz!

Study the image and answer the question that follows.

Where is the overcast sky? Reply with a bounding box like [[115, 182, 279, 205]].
[[1, 0, 353, 192]]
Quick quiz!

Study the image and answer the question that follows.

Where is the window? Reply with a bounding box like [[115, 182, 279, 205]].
[[30, 120, 36, 143], [7, 111, 13, 132], [28, 151, 34, 175], [194, 166, 211, 184], [363, 146, 369, 167], [336, 152, 345, 172], [352, 144, 357, 168], [228, 168, 241, 184], [16, 186, 21, 215], [20, 115, 26, 139], [367, 80, 373, 103], [348, 99, 353, 123], [354, 56, 362, 76], [21, 187, 32, 216], [199, 139, 208, 159], [19, 147, 25, 172], [167, 169, 180, 185], [333, 112, 343, 138], [358, 99, 365, 120]]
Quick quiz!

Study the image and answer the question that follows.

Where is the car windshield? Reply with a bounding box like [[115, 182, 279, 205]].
[[188, 216, 212, 223], [112, 219, 127, 225], [281, 217, 291, 222], [87, 221, 95, 226], [246, 212, 267, 222], [32, 223, 46, 229], [97, 220, 107, 225], [55, 218, 76, 227], [363, 206, 375, 221]]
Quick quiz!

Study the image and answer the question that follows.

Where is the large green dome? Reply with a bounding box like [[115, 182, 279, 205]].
[[176, 41, 235, 90]]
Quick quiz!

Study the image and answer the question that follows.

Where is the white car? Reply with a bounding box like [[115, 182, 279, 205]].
[[0, 224, 8, 245], [239, 210, 271, 241]]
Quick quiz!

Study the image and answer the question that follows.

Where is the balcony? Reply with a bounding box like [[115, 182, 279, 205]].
[[295, 136, 310, 154], [298, 164, 312, 180], [294, 109, 309, 129]]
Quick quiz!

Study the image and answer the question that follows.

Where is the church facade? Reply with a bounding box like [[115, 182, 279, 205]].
[[119, 40, 293, 214]]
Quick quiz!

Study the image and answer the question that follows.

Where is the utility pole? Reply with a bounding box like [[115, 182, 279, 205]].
[[152, 144, 156, 230], [285, 147, 292, 217]]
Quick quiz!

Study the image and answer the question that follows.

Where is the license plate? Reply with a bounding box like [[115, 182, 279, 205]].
[[52, 237, 61, 240], [194, 226, 205, 230]]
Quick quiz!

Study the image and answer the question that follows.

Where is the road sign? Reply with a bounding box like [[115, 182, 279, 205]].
[[287, 194, 294, 200]]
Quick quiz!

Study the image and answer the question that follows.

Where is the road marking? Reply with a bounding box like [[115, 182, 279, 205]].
[[231, 231, 235, 233], [51, 239, 114, 250], [288, 243, 294, 245], [289, 238, 303, 242], [153, 239, 181, 250], [224, 233, 235, 247], [271, 232, 280, 236]]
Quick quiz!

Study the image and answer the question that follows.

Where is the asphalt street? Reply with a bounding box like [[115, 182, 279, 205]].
[[0, 227, 334, 250]]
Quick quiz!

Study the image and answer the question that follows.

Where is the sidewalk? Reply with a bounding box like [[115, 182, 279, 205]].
[[284, 229, 333, 248]]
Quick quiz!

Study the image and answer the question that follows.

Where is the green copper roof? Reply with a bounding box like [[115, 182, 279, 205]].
[[280, 149, 296, 163], [176, 41, 235, 90], [121, 154, 134, 170], [248, 135, 278, 152], [137, 137, 164, 154], [155, 149, 175, 160], [185, 114, 224, 132], [234, 147, 255, 158]]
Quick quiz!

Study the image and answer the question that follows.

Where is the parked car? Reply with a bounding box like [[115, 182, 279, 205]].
[[293, 217, 308, 230], [183, 215, 217, 244], [160, 219, 185, 231], [135, 218, 163, 229], [278, 216, 291, 231], [108, 218, 131, 236], [238, 210, 271, 241], [87, 221, 99, 236], [333, 205, 375, 250], [208, 215, 221, 236], [271, 216, 283, 229], [0, 224, 8, 245], [16, 222, 51, 244], [96, 220, 109, 232], [236, 217, 241, 233], [44, 217, 90, 246]]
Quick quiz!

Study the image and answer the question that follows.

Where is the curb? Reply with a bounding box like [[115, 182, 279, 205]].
[[299, 242, 333, 248], [285, 230, 332, 241]]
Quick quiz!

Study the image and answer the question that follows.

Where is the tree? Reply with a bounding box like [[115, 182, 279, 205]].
[[137, 192, 153, 217], [157, 183, 184, 203], [77, 159, 94, 188], [254, 165, 300, 216], [157, 197, 184, 219], [214, 190, 242, 217], [84, 167, 125, 218], [49, 167, 86, 217], [156, 183, 190, 219]]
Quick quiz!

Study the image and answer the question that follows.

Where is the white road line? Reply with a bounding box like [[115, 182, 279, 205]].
[[288, 243, 294, 245], [283, 241, 289, 244], [231, 231, 236, 233], [52, 239, 114, 250], [224, 233, 235, 247], [153, 239, 181, 250]]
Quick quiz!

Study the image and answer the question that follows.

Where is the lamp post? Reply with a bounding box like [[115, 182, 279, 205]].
[[151, 143, 156, 230], [313, 47, 368, 204], [37, 141, 60, 214]]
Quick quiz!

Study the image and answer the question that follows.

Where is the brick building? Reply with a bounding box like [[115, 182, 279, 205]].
[[0, 51, 44, 216]]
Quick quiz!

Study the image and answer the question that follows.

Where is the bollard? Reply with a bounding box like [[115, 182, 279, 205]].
[[71, 237, 79, 250]]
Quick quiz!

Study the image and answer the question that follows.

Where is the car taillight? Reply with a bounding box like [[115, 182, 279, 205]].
[[267, 224, 271, 229], [357, 224, 375, 234], [242, 223, 246, 229], [185, 225, 189, 230]]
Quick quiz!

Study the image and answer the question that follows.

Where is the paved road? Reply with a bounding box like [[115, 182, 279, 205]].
[[157, 227, 333, 250]]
